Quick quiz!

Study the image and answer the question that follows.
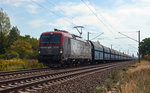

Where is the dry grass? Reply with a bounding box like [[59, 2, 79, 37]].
[[23, 59, 45, 69], [120, 61, 150, 93], [144, 55, 150, 61], [95, 61, 150, 93]]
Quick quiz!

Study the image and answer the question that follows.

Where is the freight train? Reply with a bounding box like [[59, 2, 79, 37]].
[[38, 29, 134, 67]]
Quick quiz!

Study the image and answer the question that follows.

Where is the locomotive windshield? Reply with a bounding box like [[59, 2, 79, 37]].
[[40, 34, 61, 44]]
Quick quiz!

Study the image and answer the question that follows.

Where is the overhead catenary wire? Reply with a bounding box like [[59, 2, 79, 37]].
[[83, 0, 138, 53], [86, 0, 139, 44], [30, 0, 93, 37], [46, 0, 73, 20], [83, 0, 127, 48], [45, 0, 87, 32], [81, 0, 125, 48], [46, 0, 77, 21], [30, 0, 77, 27], [90, 32, 104, 40], [86, 0, 116, 32], [82, 0, 138, 56], [81, 0, 114, 34]]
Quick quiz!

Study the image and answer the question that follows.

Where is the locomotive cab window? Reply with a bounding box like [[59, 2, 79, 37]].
[[40, 34, 61, 44]]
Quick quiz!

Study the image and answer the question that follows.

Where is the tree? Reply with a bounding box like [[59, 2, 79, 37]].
[[8, 26, 20, 45], [19, 35, 30, 41], [0, 9, 39, 59], [28, 37, 38, 59], [5, 51, 19, 59], [0, 8, 11, 54], [10, 40, 33, 59], [18, 35, 39, 59], [140, 38, 150, 58]]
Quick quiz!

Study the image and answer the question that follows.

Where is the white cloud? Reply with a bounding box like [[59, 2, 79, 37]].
[[1, 0, 27, 7], [29, 19, 46, 28], [54, 2, 96, 16], [115, 0, 125, 5], [52, 1, 150, 34], [0, 0, 43, 7], [52, 2, 106, 34], [49, 18, 70, 28], [0, 0, 42, 14], [9, 16, 17, 26], [26, 4, 38, 14]]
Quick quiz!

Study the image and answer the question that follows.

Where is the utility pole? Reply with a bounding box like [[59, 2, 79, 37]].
[[87, 32, 104, 41], [118, 30, 140, 63], [111, 44, 112, 49], [138, 31, 140, 63], [128, 49, 129, 55], [88, 32, 90, 41]]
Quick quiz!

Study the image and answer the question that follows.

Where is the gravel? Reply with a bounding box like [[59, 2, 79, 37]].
[[36, 62, 132, 93]]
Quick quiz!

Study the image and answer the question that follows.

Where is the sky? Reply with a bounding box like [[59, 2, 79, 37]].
[[1, 0, 150, 57]]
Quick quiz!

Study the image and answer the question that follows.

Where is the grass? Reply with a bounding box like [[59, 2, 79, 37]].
[[95, 60, 150, 93], [120, 61, 150, 93], [0, 59, 45, 71], [23, 59, 45, 69]]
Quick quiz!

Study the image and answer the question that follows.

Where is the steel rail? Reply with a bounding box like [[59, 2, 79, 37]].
[[0, 62, 130, 93], [0, 62, 112, 78], [0, 68, 49, 77]]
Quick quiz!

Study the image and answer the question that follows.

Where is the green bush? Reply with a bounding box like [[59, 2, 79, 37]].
[[23, 59, 45, 69], [144, 55, 150, 61], [10, 40, 33, 59], [27, 51, 38, 59], [0, 54, 5, 59], [5, 51, 19, 59], [0, 59, 25, 71]]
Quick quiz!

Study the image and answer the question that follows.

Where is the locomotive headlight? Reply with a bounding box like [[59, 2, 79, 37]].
[[60, 50, 63, 54]]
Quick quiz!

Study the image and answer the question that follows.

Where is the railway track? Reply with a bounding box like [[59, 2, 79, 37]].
[[0, 68, 50, 76], [0, 68, 51, 80], [0, 63, 111, 80], [0, 62, 130, 93]]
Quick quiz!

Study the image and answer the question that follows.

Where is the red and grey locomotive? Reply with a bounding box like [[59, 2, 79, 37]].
[[38, 29, 92, 67]]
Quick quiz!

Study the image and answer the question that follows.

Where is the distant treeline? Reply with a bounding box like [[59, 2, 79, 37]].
[[0, 8, 38, 59]]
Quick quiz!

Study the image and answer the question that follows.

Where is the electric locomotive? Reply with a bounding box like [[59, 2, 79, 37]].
[[38, 29, 92, 67]]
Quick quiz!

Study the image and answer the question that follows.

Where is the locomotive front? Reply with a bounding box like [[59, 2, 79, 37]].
[[38, 31, 69, 66]]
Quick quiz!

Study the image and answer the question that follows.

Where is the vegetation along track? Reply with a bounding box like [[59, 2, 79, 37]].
[[0, 62, 131, 93], [0, 63, 115, 80]]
